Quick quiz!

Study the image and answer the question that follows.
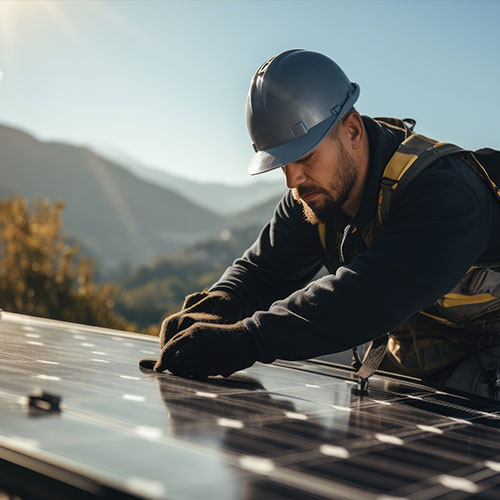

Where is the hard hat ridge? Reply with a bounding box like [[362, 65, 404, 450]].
[[246, 49, 360, 175]]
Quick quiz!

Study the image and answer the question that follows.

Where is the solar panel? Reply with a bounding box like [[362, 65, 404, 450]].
[[1, 311, 500, 499]]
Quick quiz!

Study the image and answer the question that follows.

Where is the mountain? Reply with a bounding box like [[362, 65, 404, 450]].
[[228, 193, 284, 228], [0, 124, 226, 268], [115, 224, 263, 328], [91, 145, 286, 215]]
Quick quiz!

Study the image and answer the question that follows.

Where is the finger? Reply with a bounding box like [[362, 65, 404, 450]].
[[154, 331, 190, 372], [165, 331, 211, 377], [157, 322, 215, 374], [161, 347, 180, 374], [182, 291, 206, 310], [176, 313, 223, 334], [139, 365, 156, 375], [153, 349, 171, 372], [162, 313, 213, 346], [138, 358, 157, 369], [161, 313, 198, 346], [153, 344, 175, 372], [176, 314, 196, 333], [160, 316, 173, 345], [161, 314, 181, 345], [165, 343, 196, 376]]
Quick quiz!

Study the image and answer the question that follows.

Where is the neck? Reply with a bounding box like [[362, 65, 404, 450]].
[[340, 134, 370, 218]]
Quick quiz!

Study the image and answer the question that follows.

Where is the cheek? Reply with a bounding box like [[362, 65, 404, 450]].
[[311, 162, 336, 188]]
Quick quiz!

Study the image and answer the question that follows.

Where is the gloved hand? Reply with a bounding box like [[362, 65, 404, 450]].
[[152, 321, 259, 379], [139, 290, 245, 370], [160, 290, 244, 346]]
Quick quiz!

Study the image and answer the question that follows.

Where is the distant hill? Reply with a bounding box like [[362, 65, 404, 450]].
[[115, 225, 263, 328], [92, 145, 286, 216], [0, 124, 226, 268], [228, 193, 284, 227]]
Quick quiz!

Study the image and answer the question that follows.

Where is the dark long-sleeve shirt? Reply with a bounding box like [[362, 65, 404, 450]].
[[211, 117, 500, 363]]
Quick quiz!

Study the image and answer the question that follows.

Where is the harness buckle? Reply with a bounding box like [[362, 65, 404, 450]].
[[380, 177, 398, 189]]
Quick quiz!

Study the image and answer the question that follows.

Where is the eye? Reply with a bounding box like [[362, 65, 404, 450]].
[[297, 153, 313, 165]]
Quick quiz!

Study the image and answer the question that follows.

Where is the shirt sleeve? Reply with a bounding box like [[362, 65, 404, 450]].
[[243, 157, 492, 363], [210, 190, 325, 316]]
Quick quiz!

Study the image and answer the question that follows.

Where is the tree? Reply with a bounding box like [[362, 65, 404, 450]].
[[0, 197, 137, 331]]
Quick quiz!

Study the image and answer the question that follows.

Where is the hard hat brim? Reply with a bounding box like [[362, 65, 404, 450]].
[[248, 114, 337, 175], [248, 82, 360, 176]]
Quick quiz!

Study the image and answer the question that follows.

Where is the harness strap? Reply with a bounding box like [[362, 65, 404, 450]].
[[354, 134, 465, 383], [373, 117, 415, 137], [378, 135, 464, 226], [356, 334, 389, 388]]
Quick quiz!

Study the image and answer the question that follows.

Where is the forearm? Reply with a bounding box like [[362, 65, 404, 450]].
[[210, 191, 324, 317], [243, 262, 415, 362], [210, 253, 323, 317]]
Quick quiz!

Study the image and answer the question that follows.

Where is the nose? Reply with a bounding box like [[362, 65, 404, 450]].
[[282, 163, 306, 189]]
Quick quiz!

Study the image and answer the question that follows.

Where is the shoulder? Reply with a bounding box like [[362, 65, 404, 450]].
[[394, 153, 491, 212]]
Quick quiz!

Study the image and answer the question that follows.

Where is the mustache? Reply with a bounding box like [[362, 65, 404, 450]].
[[292, 185, 328, 201]]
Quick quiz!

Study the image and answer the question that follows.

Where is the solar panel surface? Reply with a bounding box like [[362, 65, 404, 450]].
[[1, 311, 500, 499]]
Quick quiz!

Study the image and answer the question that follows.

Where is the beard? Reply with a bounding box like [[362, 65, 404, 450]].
[[292, 141, 358, 225]]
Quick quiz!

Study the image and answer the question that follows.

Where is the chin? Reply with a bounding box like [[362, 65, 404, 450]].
[[300, 201, 320, 225]]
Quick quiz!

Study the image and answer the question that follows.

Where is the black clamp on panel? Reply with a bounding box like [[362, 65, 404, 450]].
[[28, 392, 62, 413]]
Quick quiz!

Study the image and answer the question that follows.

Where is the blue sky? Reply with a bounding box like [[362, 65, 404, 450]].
[[0, 0, 498, 184]]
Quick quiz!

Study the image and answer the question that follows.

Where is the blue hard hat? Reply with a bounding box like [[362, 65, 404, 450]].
[[246, 49, 360, 175]]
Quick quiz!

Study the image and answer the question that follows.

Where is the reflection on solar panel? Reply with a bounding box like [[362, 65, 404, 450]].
[[1, 311, 500, 499]]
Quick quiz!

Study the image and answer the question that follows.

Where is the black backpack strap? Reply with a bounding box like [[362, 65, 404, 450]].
[[378, 134, 465, 226]]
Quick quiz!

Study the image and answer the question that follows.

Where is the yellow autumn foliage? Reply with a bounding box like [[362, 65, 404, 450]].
[[0, 197, 137, 332]]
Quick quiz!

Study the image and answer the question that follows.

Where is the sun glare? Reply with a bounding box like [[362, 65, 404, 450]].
[[0, 1, 18, 48], [0, 0, 85, 52], [0, 0, 142, 52], [35, 0, 85, 48]]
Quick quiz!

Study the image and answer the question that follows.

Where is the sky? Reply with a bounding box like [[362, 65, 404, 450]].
[[0, 0, 499, 185]]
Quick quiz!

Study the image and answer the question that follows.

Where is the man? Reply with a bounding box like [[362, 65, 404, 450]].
[[140, 50, 500, 398]]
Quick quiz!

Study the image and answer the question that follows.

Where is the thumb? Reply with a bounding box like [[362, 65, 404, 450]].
[[138, 358, 157, 370]]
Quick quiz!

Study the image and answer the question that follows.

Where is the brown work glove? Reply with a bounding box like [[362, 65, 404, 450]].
[[160, 290, 244, 346], [153, 321, 259, 379], [138, 290, 244, 370]]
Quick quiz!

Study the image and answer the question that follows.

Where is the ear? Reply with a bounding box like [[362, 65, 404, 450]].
[[342, 113, 365, 150]]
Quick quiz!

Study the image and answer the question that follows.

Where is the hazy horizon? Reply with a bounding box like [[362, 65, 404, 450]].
[[0, 118, 284, 187]]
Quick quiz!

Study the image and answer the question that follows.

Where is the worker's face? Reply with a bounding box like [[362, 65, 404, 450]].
[[282, 133, 358, 224]]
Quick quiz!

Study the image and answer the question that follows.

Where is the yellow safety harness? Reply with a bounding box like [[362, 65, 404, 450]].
[[318, 118, 500, 381], [376, 123, 500, 327]]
